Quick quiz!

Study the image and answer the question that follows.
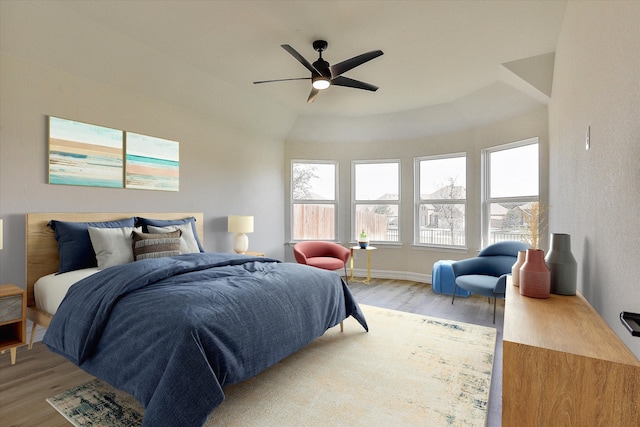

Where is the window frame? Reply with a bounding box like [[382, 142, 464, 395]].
[[481, 137, 540, 247], [351, 159, 401, 244], [290, 159, 339, 242], [414, 152, 467, 249]]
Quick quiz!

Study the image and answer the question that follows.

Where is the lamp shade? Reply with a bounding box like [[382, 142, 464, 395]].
[[228, 216, 254, 234]]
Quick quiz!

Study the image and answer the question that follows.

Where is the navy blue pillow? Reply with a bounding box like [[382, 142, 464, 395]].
[[49, 218, 136, 273], [137, 216, 204, 252]]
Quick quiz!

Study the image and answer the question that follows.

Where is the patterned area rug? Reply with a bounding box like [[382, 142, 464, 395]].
[[46, 379, 143, 427], [47, 305, 497, 426]]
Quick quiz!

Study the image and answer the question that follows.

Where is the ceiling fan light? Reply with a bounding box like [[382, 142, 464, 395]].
[[312, 76, 331, 90]]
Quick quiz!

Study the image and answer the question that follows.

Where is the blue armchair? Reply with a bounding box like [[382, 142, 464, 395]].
[[451, 241, 529, 323]]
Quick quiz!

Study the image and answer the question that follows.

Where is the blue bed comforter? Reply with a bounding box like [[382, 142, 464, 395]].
[[43, 253, 368, 426]]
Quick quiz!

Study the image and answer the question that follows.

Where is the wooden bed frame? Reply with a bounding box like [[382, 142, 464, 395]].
[[25, 212, 204, 348]]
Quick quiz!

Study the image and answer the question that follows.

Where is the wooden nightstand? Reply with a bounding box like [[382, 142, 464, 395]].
[[0, 284, 27, 365], [245, 251, 265, 257]]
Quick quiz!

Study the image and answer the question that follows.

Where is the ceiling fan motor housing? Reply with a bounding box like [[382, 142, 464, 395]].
[[313, 58, 331, 77]]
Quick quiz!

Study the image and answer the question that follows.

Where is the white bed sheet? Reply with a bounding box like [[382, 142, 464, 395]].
[[35, 268, 99, 315]]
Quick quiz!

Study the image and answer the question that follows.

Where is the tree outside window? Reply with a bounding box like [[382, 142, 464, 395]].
[[416, 154, 466, 247], [291, 161, 336, 240]]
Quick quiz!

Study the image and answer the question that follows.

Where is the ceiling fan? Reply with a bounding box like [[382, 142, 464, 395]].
[[253, 40, 383, 103]]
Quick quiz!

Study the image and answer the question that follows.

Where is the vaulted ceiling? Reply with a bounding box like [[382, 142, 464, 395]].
[[0, 0, 567, 140]]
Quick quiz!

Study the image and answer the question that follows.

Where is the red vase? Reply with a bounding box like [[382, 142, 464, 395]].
[[519, 249, 550, 298]]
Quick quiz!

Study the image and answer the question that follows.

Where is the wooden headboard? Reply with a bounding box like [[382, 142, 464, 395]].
[[25, 212, 204, 308]]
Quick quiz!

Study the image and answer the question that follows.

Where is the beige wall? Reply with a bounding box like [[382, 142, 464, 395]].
[[0, 54, 287, 286], [549, 1, 640, 356], [284, 107, 549, 281]]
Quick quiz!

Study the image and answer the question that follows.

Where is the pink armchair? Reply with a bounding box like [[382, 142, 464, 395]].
[[293, 241, 351, 284]]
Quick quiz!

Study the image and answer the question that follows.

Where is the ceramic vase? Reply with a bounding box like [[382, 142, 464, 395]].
[[545, 233, 577, 295], [519, 249, 550, 298], [511, 250, 527, 287]]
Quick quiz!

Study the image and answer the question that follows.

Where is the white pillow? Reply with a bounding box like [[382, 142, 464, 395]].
[[148, 223, 200, 254], [88, 226, 140, 269]]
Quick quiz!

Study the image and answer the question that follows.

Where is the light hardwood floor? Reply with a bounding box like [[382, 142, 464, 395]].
[[0, 279, 504, 427]]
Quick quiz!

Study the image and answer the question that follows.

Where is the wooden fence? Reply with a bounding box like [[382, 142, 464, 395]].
[[356, 210, 391, 241], [295, 205, 527, 244], [293, 204, 334, 240]]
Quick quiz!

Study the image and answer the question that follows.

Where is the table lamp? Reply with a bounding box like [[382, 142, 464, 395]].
[[228, 215, 253, 254]]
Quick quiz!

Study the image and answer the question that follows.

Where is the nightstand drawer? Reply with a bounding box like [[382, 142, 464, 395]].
[[0, 295, 23, 323]]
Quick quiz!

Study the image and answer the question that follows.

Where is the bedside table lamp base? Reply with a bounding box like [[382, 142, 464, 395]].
[[233, 233, 249, 254]]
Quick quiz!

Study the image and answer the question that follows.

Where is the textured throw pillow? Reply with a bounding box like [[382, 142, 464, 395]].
[[147, 223, 199, 254], [137, 217, 204, 252], [88, 226, 140, 270], [48, 218, 137, 273], [132, 230, 182, 261]]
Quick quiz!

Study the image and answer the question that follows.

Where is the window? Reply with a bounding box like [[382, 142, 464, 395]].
[[482, 139, 539, 246], [353, 161, 400, 243], [291, 161, 337, 240], [415, 154, 467, 247]]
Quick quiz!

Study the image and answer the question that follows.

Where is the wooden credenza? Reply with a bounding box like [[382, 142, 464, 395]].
[[503, 281, 640, 426]]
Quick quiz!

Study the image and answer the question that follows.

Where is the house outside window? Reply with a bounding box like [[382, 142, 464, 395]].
[[353, 161, 400, 243], [482, 138, 539, 246], [291, 161, 337, 241], [415, 153, 467, 247]]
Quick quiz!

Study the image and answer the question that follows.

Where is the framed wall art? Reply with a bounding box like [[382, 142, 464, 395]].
[[48, 116, 124, 188], [125, 132, 179, 191]]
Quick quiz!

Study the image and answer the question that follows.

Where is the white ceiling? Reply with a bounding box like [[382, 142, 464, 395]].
[[1, 0, 567, 136]]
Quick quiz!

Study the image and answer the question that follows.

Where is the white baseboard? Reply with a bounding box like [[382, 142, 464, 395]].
[[350, 268, 431, 284]]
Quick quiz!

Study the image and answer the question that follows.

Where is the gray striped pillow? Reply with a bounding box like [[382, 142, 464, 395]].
[[132, 230, 182, 261]]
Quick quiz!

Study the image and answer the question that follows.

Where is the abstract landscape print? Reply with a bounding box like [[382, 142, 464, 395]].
[[48, 116, 124, 188], [125, 132, 179, 192]]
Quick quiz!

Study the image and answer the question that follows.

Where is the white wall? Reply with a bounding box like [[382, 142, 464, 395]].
[[284, 107, 549, 281], [549, 1, 640, 356], [0, 54, 287, 286]]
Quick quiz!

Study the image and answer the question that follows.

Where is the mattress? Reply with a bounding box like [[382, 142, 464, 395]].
[[34, 268, 99, 315]]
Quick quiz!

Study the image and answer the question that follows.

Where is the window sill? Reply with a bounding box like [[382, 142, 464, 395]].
[[348, 242, 403, 249], [411, 244, 471, 254], [286, 241, 351, 247]]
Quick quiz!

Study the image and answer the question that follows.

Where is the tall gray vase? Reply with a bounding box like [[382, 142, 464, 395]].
[[545, 233, 577, 295]]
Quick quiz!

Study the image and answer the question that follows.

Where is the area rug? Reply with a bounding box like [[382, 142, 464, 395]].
[[46, 378, 143, 426], [47, 305, 497, 426]]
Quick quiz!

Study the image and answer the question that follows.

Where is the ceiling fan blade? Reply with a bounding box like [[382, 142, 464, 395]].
[[281, 44, 320, 75], [331, 76, 379, 92], [307, 87, 320, 103], [253, 77, 310, 84], [330, 50, 383, 78]]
